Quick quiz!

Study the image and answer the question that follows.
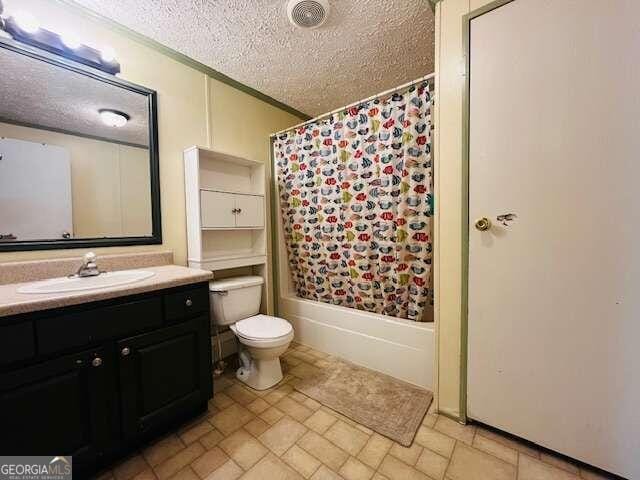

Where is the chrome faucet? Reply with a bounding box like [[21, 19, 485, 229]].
[[72, 252, 102, 278]]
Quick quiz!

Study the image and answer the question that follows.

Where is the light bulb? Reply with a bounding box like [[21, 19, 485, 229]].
[[12, 11, 40, 34], [99, 109, 129, 128], [61, 34, 82, 50], [101, 46, 117, 63]]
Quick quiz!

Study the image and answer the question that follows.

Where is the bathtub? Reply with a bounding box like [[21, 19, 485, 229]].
[[278, 294, 434, 389]]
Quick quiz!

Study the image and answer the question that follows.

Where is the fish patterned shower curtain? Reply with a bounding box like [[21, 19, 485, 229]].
[[274, 82, 433, 321]]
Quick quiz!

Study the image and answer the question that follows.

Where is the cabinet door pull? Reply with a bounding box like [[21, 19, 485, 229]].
[[92, 357, 103, 367], [237, 208, 242, 213], [121, 347, 131, 357], [185, 298, 193, 307]]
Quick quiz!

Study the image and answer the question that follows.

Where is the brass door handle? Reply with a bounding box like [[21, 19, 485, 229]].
[[475, 217, 491, 231]]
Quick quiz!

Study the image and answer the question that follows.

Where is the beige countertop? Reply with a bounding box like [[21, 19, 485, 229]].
[[0, 265, 213, 318]]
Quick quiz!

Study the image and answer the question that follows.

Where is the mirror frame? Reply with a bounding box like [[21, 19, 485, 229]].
[[0, 37, 162, 251]]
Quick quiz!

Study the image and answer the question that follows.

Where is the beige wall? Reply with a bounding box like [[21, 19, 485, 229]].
[[0, 122, 151, 238], [208, 77, 302, 309], [434, 0, 493, 419], [0, 0, 302, 265]]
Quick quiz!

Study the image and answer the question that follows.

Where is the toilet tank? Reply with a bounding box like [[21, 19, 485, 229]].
[[209, 276, 264, 326]]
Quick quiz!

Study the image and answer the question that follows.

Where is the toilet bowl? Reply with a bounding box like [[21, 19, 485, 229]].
[[209, 276, 294, 390]]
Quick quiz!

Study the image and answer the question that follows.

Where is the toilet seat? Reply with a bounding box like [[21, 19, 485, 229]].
[[235, 315, 292, 341]]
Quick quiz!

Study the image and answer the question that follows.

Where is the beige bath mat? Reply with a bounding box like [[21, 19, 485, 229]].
[[294, 358, 433, 446]]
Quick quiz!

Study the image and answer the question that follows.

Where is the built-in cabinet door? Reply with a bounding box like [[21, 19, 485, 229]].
[[118, 316, 212, 439], [0, 347, 111, 464], [235, 195, 264, 228], [201, 190, 264, 229], [201, 190, 236, 228]]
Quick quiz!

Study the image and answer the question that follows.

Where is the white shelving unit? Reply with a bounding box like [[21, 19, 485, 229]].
[[184, 146, 268, 271]]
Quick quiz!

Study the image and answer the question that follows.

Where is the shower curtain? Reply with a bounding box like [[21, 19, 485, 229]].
[[274, 82, 433, 321]]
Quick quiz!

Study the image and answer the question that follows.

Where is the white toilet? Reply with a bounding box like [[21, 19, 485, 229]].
[[208, 275, 294, 390]]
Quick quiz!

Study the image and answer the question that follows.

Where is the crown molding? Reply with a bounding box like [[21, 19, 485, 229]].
[[52, 0, 312, 120]]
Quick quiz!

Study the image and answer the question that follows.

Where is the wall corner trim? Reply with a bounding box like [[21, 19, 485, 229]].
[[53, 0, 312, 121], [428, 0, 443, 12]]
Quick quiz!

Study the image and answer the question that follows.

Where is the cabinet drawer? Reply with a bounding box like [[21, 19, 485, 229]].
[[164, 286, 209, 323], [38, 297, 162, 355], [0, 322, 35, 366]]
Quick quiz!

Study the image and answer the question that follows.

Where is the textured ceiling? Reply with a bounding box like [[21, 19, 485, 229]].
[[71, 0, 435, 116], [0, 47, 149, 146]]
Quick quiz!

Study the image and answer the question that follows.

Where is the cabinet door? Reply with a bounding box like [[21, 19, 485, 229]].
[[235, 194, 264, 228], [0, 347, 111, 465], [201, 190, 236, 228], [118, 316, 212, 439]]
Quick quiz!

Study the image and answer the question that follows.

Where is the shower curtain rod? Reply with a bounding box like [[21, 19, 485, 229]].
[[270, 72, 436, 137]]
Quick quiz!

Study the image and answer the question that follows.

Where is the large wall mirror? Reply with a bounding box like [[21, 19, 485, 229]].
[[0, 38, 161, 251]]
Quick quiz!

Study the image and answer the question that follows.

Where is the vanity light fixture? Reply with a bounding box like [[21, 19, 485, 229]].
[[60, 33, 82, 50], [99, 109, 130, 128], [10, 11, 39, 34], [0, 6, 121, 75], [100, 46, 117, 63]]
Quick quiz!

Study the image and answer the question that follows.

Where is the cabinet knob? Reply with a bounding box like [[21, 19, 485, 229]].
[[92, 357, 103, 367], [121, 347, 131, 357], [237, 208, 242, 213], [185, 298, 193, 307], [232, 208, 238, 214]]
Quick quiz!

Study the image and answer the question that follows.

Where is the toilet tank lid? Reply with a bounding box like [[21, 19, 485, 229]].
[[209, 275, 264, 292]]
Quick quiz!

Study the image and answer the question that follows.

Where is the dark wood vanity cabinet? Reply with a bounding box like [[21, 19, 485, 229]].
[[0, 283, 212, 474], [118, 315, 211, 439], [0, 346, 112, 462]]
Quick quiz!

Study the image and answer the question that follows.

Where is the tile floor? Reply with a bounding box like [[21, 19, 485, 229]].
[[96, 343, 613, 480]]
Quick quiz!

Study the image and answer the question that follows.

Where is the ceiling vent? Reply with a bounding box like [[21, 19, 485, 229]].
[[287, 0, 330, 29]]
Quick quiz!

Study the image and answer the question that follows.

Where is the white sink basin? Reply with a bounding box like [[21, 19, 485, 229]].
[[18, 270, 156, 294]]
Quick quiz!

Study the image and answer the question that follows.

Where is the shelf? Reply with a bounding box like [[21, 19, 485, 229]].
[[201, 227, 264, 231], [184, 145, 268, 275], [185, 145, 262, 167], [188, 254, 267, 271], [200, 187, 264, 198]]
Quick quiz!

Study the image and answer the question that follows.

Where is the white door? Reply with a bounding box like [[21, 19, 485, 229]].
[[467, 0, 640, 477], [235, 194, 264, 228], [200, 190, 236, 229], [0, 138, 73, 241]]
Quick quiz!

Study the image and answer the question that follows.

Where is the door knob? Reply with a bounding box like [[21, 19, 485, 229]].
[[475, 217, 491, 231]]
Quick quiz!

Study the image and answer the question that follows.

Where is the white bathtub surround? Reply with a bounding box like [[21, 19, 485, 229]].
[[279, 295, 434, 389]]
